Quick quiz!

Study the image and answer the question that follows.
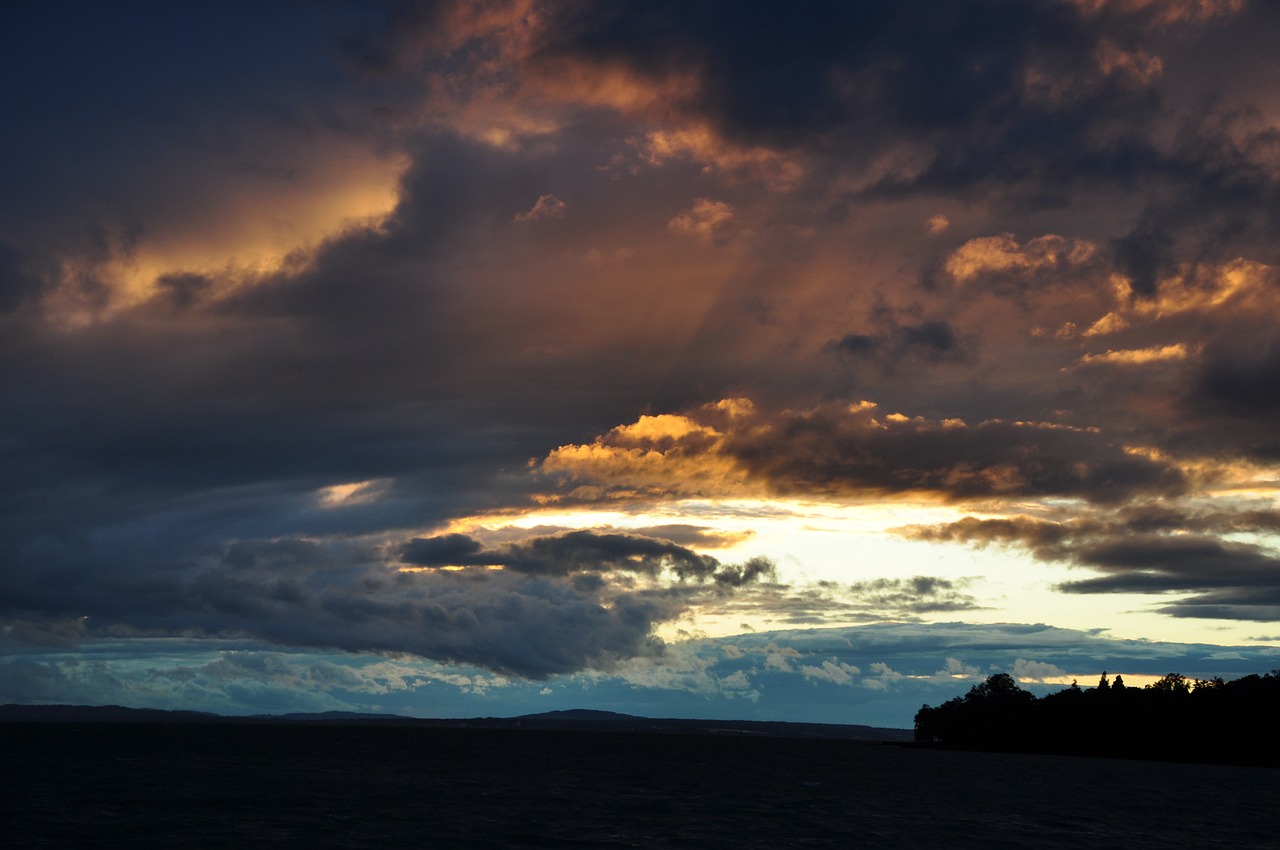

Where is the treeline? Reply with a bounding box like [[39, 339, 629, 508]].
[[913, 671, 1280, 765]]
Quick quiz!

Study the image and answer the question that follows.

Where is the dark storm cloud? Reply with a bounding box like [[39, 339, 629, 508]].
[[532, 1, 1153, 154], [1062, 535, 1280, 590], [0, 127, 626, 542], [0, 241, 43, 313], [529, 0, 1280, 274], [543, 399, 1189, 505], [903, 516, 1080, 559], [1193, 342, 1280, 418], [337, 1, 453, 75], [151, 273, 216, 312], [0, 2, 397, 282], [533, 0, 1089, 149], [402, 530, 719, 578], [3, 521, 776, 677], [720, 405, 1185, 504], [1109, 215, 1176, 297], [3, 539, 676, 679], [399, 533, 488, 567], [832, 319, 971, 374], [3, 0, 1280, 700], [907, 505, 1280, 548], [0, 110, 774, 680], [903, 507, 1280, 621], [401, 529, 777, 586]]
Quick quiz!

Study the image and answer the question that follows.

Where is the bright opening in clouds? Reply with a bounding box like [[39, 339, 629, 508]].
[[3, 0, 1280, 727]]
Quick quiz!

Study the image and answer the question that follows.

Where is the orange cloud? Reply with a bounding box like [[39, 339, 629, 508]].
[[945, 233, 1098, 281], [400, 4, 804, 190], [514, 194, 567, 222], [44, 146, 407, 321], [1069, 0, 1245, 25], [539, 398, 1184, 505], [1082, 259, 1279, 338], [1076, 343, 1191, 367], [668, 199, 736, 243], [540, 406, 751, 502], [639, 123, 805, 189]]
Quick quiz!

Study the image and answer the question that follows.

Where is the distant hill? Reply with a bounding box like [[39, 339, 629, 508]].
[[516, 709, 636, 721], [0, 704, 222, 723], [264, 710, 411, 722], [0, 703, 911, 741]]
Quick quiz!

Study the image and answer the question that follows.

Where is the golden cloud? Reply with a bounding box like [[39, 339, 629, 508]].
[[1076, 343, 1192, 367], [42, 148, 407, 322], [540, 406, 752, 502], [667, 199, 736, 243], [639, 123, 805, 189], [539, 397, 1184, 505], [1080, 259, 1279, 339], [945, 233, 1098, 282]]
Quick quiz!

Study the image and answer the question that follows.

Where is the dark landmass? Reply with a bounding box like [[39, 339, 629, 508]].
[[915, 671, 1280, 766], [0, 703, 225, 724], [0, 702, 911, 741], [4, 720, 1279, 849]]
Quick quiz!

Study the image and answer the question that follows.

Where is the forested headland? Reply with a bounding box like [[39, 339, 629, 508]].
[[914, 671, 1280, 765]]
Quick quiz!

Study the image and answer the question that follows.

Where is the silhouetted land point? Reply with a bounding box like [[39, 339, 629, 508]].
[[915, 670, 1280, 766]]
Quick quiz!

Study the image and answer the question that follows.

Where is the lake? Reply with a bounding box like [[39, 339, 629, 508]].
[[4, 724, 1277, 848]]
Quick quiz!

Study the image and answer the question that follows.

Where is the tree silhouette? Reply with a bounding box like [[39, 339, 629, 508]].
[[914, 670, 1280, 765], [1149, 672, 1190, 695]]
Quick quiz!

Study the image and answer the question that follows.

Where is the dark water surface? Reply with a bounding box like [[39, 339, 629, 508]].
[[4, 724, 1277, 848]]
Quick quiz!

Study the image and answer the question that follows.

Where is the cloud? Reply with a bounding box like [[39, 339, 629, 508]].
[[688, 574, 983, 629], [2, 524, 782, 680], [1075, 343, 1190, 367], [901, 507, 1280, 622], [832, 319, 970, 371], [1193, 341, 1280, 418], [843, 577, 983, 615], [799, 658, 861, 686], [0, 241, 45, 313], [667, 198, 735, 243], [400, 528, 744, 582], [4, 0, 1280, 718], [1109, 214, 1175, 297], [1069, 0, 1245, 27], [941, 657, 982, 678], [1011, 658, 1070, 682], [1, 3, 410, 318], [945, 234, 1099, 284], [541, 398, 1185, 504], [863, 662, 907, 691], [514, 193, 567, 222], [5, 622, 1278, 728]]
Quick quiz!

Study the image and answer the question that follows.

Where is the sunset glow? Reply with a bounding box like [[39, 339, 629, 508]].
[[4, 0, 1280, 727]]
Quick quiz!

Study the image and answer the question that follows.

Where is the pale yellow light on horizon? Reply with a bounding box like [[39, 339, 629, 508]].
[[433, 494, 1280, 654]]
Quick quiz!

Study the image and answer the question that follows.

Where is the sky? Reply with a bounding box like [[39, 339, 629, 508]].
[[3, 0, 1280, 729]]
